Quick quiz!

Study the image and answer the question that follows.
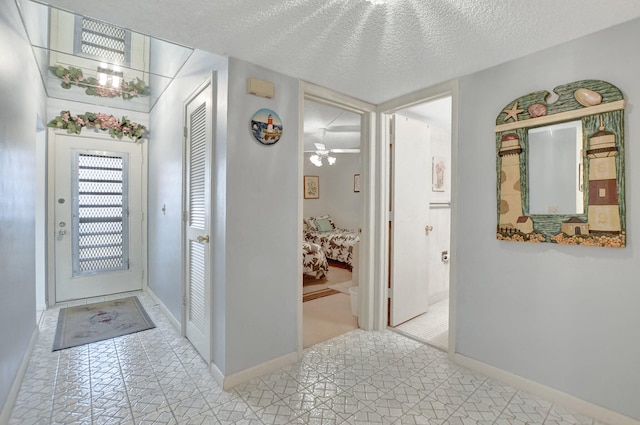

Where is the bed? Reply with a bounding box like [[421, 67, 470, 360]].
[[303, 215, 360, 268], [303, 241, 329, 279]]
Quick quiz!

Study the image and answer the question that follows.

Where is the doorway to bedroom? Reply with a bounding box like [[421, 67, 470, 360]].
[[301, 98, 363, 348]]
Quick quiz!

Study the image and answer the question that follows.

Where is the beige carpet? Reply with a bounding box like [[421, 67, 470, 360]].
[[303, 265, 352, 295], [303, 293, 358, 348], [394, 298, 449, 350]]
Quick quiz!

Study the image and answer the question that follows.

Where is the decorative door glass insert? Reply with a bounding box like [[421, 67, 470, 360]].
[[72, 151, 130, 275], [75, 17, 130, 64]]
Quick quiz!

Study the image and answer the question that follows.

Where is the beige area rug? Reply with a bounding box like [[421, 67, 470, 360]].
[[303, 293, 358, 348], [303, 264, 353, 296], [394, 298, 449, 350], [53, 296, 155, 351]]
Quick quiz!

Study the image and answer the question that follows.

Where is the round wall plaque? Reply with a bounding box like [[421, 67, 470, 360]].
[[250, 108, 283, 145]]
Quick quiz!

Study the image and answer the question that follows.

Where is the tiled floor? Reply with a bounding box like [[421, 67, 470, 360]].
[[394, 298, 449, 350], [10, 291, 601, 425]]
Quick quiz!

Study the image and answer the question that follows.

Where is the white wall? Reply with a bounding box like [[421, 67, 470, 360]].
[[456, 18, 640, 420], [224, 58, 299, 375], [147, 48, 228, 334], [303, 152, 362, 231], [0, 1, 47, 415]]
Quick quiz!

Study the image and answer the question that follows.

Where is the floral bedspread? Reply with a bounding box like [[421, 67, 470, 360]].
[[303, 241, 329, 279], [304, 228, 360, 267]]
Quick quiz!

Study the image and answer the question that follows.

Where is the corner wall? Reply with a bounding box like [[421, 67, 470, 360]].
[[224, 58, 300, 375], [147, 49, 228, 331], [456, 18, 640, 420], [0, 1, 47, 415]]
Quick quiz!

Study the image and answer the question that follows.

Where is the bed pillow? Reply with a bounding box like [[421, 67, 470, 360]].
[[315, 217, 334, 232], [314, 214, 335, 229], [304, 216, 316, 229]]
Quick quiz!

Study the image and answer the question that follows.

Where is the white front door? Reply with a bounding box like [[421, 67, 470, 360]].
[[389, 114, 432, 326], [52, 131, 143, 302], [183, 79, 213, 363]]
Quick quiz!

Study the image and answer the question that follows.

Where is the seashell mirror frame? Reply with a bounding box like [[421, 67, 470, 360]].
[[495, 80, 626, 247]]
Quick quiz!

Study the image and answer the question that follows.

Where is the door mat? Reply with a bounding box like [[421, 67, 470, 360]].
[[53, 296, 155, 351], [303, 288, 341, 302]]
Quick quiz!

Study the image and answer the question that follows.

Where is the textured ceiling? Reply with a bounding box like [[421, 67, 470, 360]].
[[45, 0, 640, 104]]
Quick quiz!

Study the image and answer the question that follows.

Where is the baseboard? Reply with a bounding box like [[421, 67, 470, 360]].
[[453, 353, 640, 425], [216, 351, 298, 391], [144, 287, 181, 333], [429, 290, 449, 305], [0, 324, 39, 424]]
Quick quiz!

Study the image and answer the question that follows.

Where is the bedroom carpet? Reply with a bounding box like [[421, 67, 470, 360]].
[[302, 264, 353, 295], [303, 293, 358, 348], [394, 297, 449, 351]]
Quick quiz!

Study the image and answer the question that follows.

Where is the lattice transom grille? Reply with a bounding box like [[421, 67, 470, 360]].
[[80, 17, 127, 63], [73, 153, 129, 275]]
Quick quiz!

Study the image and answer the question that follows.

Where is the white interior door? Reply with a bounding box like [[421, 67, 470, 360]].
[[184, 80, 213, 363], [390, 114, 432, 326], [53, 131, 143, 302]]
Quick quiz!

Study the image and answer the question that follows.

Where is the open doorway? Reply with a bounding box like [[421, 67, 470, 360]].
[[301, 98, 362, 348], [386, 96, 452, 351]]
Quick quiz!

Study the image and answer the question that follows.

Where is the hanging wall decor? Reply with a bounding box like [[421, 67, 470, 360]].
[[251, 108, 283, 145], [495, 80, 626, 247]]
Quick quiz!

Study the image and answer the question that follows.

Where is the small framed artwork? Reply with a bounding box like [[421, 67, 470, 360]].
[[354, 174, 361, 193], [432, 156, 445, 192], [304, 175, 319, 199]]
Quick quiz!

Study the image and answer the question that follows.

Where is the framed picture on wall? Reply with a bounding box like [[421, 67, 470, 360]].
[[354, 174, 361, 192], [304, 175, 319, 199], [432, 156, 446, 192]]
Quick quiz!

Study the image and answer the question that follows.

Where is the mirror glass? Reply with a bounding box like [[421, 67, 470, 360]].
[[528, 120, 583, 215], [17, 0, 194, 113]]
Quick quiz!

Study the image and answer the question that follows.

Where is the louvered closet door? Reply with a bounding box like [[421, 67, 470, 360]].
[[53, 131, 143, 302], [184, 80, 213, 363]]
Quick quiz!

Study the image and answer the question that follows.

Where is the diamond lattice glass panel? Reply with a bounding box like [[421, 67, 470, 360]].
[[72, 153, 129, 275], [81, 18, 126, 63]]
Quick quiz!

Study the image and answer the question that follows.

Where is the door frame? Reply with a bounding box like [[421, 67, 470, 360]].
[[46, 128, 148, 306], [180, 74, 215, 359], [377, 79, 459, 357], [297, 81, 376, 357]]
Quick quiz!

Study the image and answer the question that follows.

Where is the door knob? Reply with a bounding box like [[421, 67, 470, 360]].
[[197, 235, 209, 243], [425, 225, 433, 233]]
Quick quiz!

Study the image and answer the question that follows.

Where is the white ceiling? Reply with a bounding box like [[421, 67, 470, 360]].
[[44, 0, 640, 105]]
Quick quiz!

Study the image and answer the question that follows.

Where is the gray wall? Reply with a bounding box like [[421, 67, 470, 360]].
[[456, 19, 640, 419], [147, 49, 228, 325], [0, 1, 46, 414], [303, 152, 362, 231], [224, 58, 300, 375]]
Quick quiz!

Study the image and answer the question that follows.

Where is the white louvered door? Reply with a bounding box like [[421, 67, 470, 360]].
[[184, 80, 213, 363]]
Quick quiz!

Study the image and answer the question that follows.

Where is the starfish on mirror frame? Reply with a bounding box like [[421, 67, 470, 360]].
[[503, 101, 524, 122]]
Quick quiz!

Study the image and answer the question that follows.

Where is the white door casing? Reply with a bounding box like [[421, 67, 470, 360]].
[[52, 131, 143, 302], [389, 114, 432, 326], [183, 79, 213, 363]]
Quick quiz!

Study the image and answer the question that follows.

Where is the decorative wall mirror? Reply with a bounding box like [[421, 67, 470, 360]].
[[495, 80, 626, 247]]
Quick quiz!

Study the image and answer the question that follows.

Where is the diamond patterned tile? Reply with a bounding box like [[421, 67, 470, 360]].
[[544, 406, 595, 425], [321, 390, 374, 421], [7, 294, 604, 425]]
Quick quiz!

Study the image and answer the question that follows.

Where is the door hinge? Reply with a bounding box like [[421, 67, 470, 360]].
[[141, 212, 144, 221], [387, 288, 392, 299], [183, 211, 188, 222], [388, 211, 393, 222], [184, 126, 188, 139]]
